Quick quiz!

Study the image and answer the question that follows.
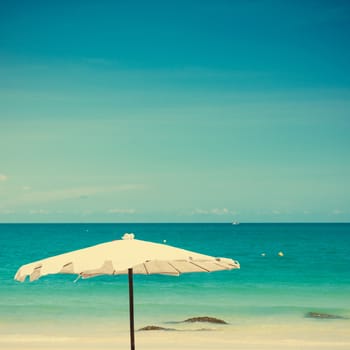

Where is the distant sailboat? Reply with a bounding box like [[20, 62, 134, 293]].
[[232, 221, 240, 225]]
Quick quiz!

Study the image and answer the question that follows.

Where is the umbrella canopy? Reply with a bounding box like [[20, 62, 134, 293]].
[[14, 233, 240, 350], [15, 233, 239, 282]]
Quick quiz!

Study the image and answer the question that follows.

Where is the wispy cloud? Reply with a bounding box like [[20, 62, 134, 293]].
[[331, 209, 344, 215], [211, 208, 230, 215], [6, 184, 146, 205], [0, 174, 8, 181], [191, 208, 235, 216], [29, 209, 49, 215], [108, 208, 136, 214], [0, 209, 15, 215], [192, 208, 210, 215]]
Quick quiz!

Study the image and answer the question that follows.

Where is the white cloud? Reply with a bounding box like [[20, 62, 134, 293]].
[[211, 208, 229, 215], [192, 208, 234, 216], [108, 208, 136, 214], [192, 208, 209, 215], [29, 209, 49, 215], [332, 209, 344, 215], [0, 174, 8, 181]]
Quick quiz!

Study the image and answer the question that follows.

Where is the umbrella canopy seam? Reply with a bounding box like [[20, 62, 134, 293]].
[[187, 261, 211, 272]]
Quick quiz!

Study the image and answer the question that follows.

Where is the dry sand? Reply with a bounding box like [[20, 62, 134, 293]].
[[1, 322, 350, 350]]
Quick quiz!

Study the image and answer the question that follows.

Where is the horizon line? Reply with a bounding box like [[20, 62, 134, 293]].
[[0, 222, 349, 225]]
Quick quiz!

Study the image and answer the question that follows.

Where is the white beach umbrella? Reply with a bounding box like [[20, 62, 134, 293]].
[[14, 233, 240, 350]]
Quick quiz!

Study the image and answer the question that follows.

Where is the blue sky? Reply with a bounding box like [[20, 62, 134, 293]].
[[0, 0, 349, 222]]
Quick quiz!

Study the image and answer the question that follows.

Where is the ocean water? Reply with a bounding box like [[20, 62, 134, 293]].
[[1, 223, 349, 336]]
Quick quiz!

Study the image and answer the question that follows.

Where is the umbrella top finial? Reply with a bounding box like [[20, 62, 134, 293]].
[[122, 233, 135, 240]]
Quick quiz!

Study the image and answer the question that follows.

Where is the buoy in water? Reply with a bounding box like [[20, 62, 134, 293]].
[[278, 251, 284, 257]]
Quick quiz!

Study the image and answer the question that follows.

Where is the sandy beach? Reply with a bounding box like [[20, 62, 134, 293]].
[[2, 321, 350, 350]]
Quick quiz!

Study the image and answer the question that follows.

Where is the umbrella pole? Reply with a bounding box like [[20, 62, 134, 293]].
[[128, 268, 135, 350]]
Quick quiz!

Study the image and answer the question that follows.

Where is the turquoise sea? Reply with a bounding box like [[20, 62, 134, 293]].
[[1, 223, 350, 335]]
